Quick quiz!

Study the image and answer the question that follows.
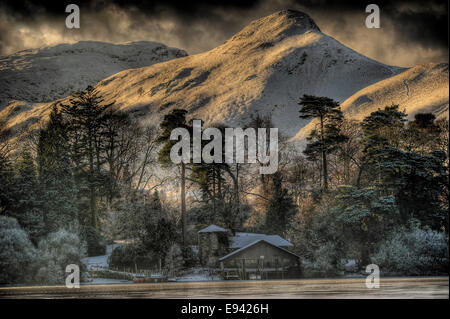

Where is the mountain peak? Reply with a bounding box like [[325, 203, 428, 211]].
[[274, 9, 321, 32], [226, 10, 320, 46]]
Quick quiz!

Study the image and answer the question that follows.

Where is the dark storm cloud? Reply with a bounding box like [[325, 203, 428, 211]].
[[297, 0, 448, 49], [0, 0, 447, 67]]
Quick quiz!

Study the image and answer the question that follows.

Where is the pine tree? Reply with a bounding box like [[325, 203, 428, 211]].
[[361, 105, 407, 158], [191, 161, 228, 222], [142, 216, 178, 266], [403, 113, 441, 154], [59, 86, 112, 229], [37, 105, 78, 234], [361, 106, 448, 230], [265, 172, 296, 235], [101, 110, 137, 207], [11, 151, 45, 244], [299, 95, 347, 190], [374, 147, 448, 230], [157, 109, 190, 245], [332, 186, 399, 267]]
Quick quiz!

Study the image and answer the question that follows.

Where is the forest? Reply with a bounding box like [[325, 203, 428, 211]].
[[0, 86, 448, 284]]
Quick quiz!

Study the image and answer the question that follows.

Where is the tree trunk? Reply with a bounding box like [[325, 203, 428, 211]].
[[322, 150, 328, 190], [212, 166, 216, 216], [90, 187, 96, 228], [224, 165, 240, 231], [235, 163, 240, 222], [360, 244, 371, 268], [88, 133, 96, 228], [356, 165, 364, 188], [320, 115, 328, 190], [180, 161, 187, 246]]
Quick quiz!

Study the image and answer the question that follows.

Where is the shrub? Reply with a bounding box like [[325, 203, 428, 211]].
[[80, 226, 107, 257], [372, 227, 448, 275], [0, 216, 37, 284], [108, 245, 158, 270], [182, 245, 198, 268], [35, 229, 87, 284], [165, 244, 184, 277], [307, 242, 345, 276]]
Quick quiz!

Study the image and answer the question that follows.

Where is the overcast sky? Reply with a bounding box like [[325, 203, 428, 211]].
[[0, 0, 447, 67]]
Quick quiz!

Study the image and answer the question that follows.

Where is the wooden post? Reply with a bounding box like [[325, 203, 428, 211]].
[[260, 256, 265, 280], [275, 258, 279, 279]]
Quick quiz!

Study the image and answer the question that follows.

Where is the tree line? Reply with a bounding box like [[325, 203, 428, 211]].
[[0, 87, 448, 283]]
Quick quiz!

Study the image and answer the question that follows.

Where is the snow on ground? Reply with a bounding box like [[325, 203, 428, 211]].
[[173, 268, 221, 282], [82, 245, 220, 283], [81, 278, 132, 285], [81, 243, 121, 271], [81, 242, 136, 284]]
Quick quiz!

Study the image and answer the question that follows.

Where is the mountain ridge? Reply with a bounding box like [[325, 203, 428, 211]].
[[291, 62, 449, 144], [0, 41, 187, 109], [1, 10, 447, 145], [86, 10, 405, 137]]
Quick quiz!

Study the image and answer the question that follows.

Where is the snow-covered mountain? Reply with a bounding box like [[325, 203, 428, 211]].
[[1, 10, 448, 143], [89, 10, 405, 138], [292, 62, 449, 142], [341, 62, 449, 120], [0, 41, 187, 109]]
